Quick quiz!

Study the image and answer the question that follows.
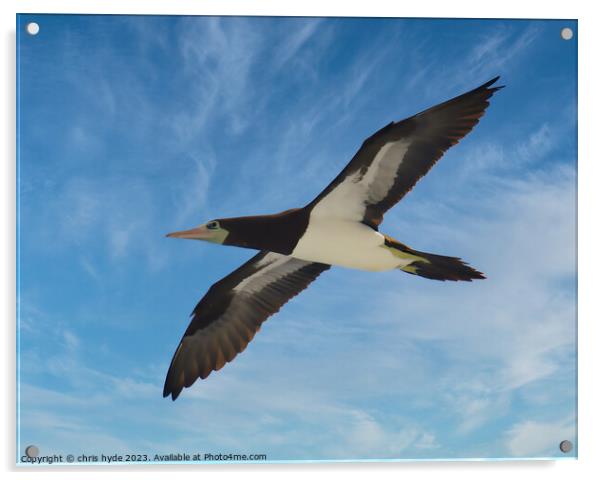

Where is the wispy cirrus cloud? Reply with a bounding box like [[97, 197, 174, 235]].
[[23, 146, 574, 459], [505, 417, 575, 457], [464, 24, 540, 80], [375, 132, 576, 446], [407, 22, 542, 103], [271, 18, 325, 71], [174, 17, 266, 140], [19, 317, 441, 460]]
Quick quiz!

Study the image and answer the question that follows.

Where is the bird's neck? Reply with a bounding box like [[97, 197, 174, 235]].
[[220, 208, 310, 255]]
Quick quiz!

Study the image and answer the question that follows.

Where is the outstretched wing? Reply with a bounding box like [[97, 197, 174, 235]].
[[163, 251, 330, 400], [308, 77, 503, 229]]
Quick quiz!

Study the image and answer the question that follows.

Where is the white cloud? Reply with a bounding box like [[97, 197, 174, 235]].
[[505, 417, 575, 457], [458, 122, 565, 179], [19, 158, 576, 461], [452, 390, 512, 435], [468, 25, 539, 78], [271, 19, 325, 71], [62, 330, 80, 350], [42, 175, 161, 262], [175, 17, 266, 139], [516, 123, 554, 163], [415, 23, 541, 101], [79, 256, 100, 282], [372, 131, 576, 438], [326, 410, 437, 459], [171, 153, 215, 227]]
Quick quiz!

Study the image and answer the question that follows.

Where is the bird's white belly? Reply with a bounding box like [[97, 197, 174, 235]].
[[291, 219, 406, 271]]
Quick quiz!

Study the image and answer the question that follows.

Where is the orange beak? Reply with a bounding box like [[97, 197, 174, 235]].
[[166, 224, 212, 240]]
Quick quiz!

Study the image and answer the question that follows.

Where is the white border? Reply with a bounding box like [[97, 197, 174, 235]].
[[3, 1, 600, 479], [1, 0, 588, 18]]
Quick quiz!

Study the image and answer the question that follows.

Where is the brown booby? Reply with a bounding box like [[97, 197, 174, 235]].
[[163, 77, 503, 400]]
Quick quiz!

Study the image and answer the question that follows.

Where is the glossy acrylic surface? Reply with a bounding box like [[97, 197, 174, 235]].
[[16, 14, 577, 464]]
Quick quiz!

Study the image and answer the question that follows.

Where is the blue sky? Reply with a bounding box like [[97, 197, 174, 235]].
[[16, 15, 577, 462]]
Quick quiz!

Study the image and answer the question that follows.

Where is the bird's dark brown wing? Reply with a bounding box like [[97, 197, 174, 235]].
[[163, 251, 330, 400], [307, 77, 503, 229]]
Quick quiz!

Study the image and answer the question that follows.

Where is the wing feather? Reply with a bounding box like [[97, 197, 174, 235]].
[[163, 251, 329, 400], [308, 77, 503, 228]]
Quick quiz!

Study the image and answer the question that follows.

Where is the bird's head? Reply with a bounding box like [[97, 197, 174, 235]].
[[166, 220, 229, 244]]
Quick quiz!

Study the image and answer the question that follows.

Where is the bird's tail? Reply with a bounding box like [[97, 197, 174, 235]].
[[383, 236, 485, 282], [400, 250, 485, 281]]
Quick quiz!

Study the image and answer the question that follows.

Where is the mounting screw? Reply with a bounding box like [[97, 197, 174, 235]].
[[26, 22, 40, 36], [560, 27, 573, 40], [25, 445, 39, 458]]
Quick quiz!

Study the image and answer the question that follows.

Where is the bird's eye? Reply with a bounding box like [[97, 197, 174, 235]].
[[206, 221, 219, 230]]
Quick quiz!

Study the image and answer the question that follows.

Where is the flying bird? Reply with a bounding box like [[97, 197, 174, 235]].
[[163, 77, 503, 400]]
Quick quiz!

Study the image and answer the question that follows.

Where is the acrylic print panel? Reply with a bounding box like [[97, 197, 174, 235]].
[[16, 14, 577, 464]]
